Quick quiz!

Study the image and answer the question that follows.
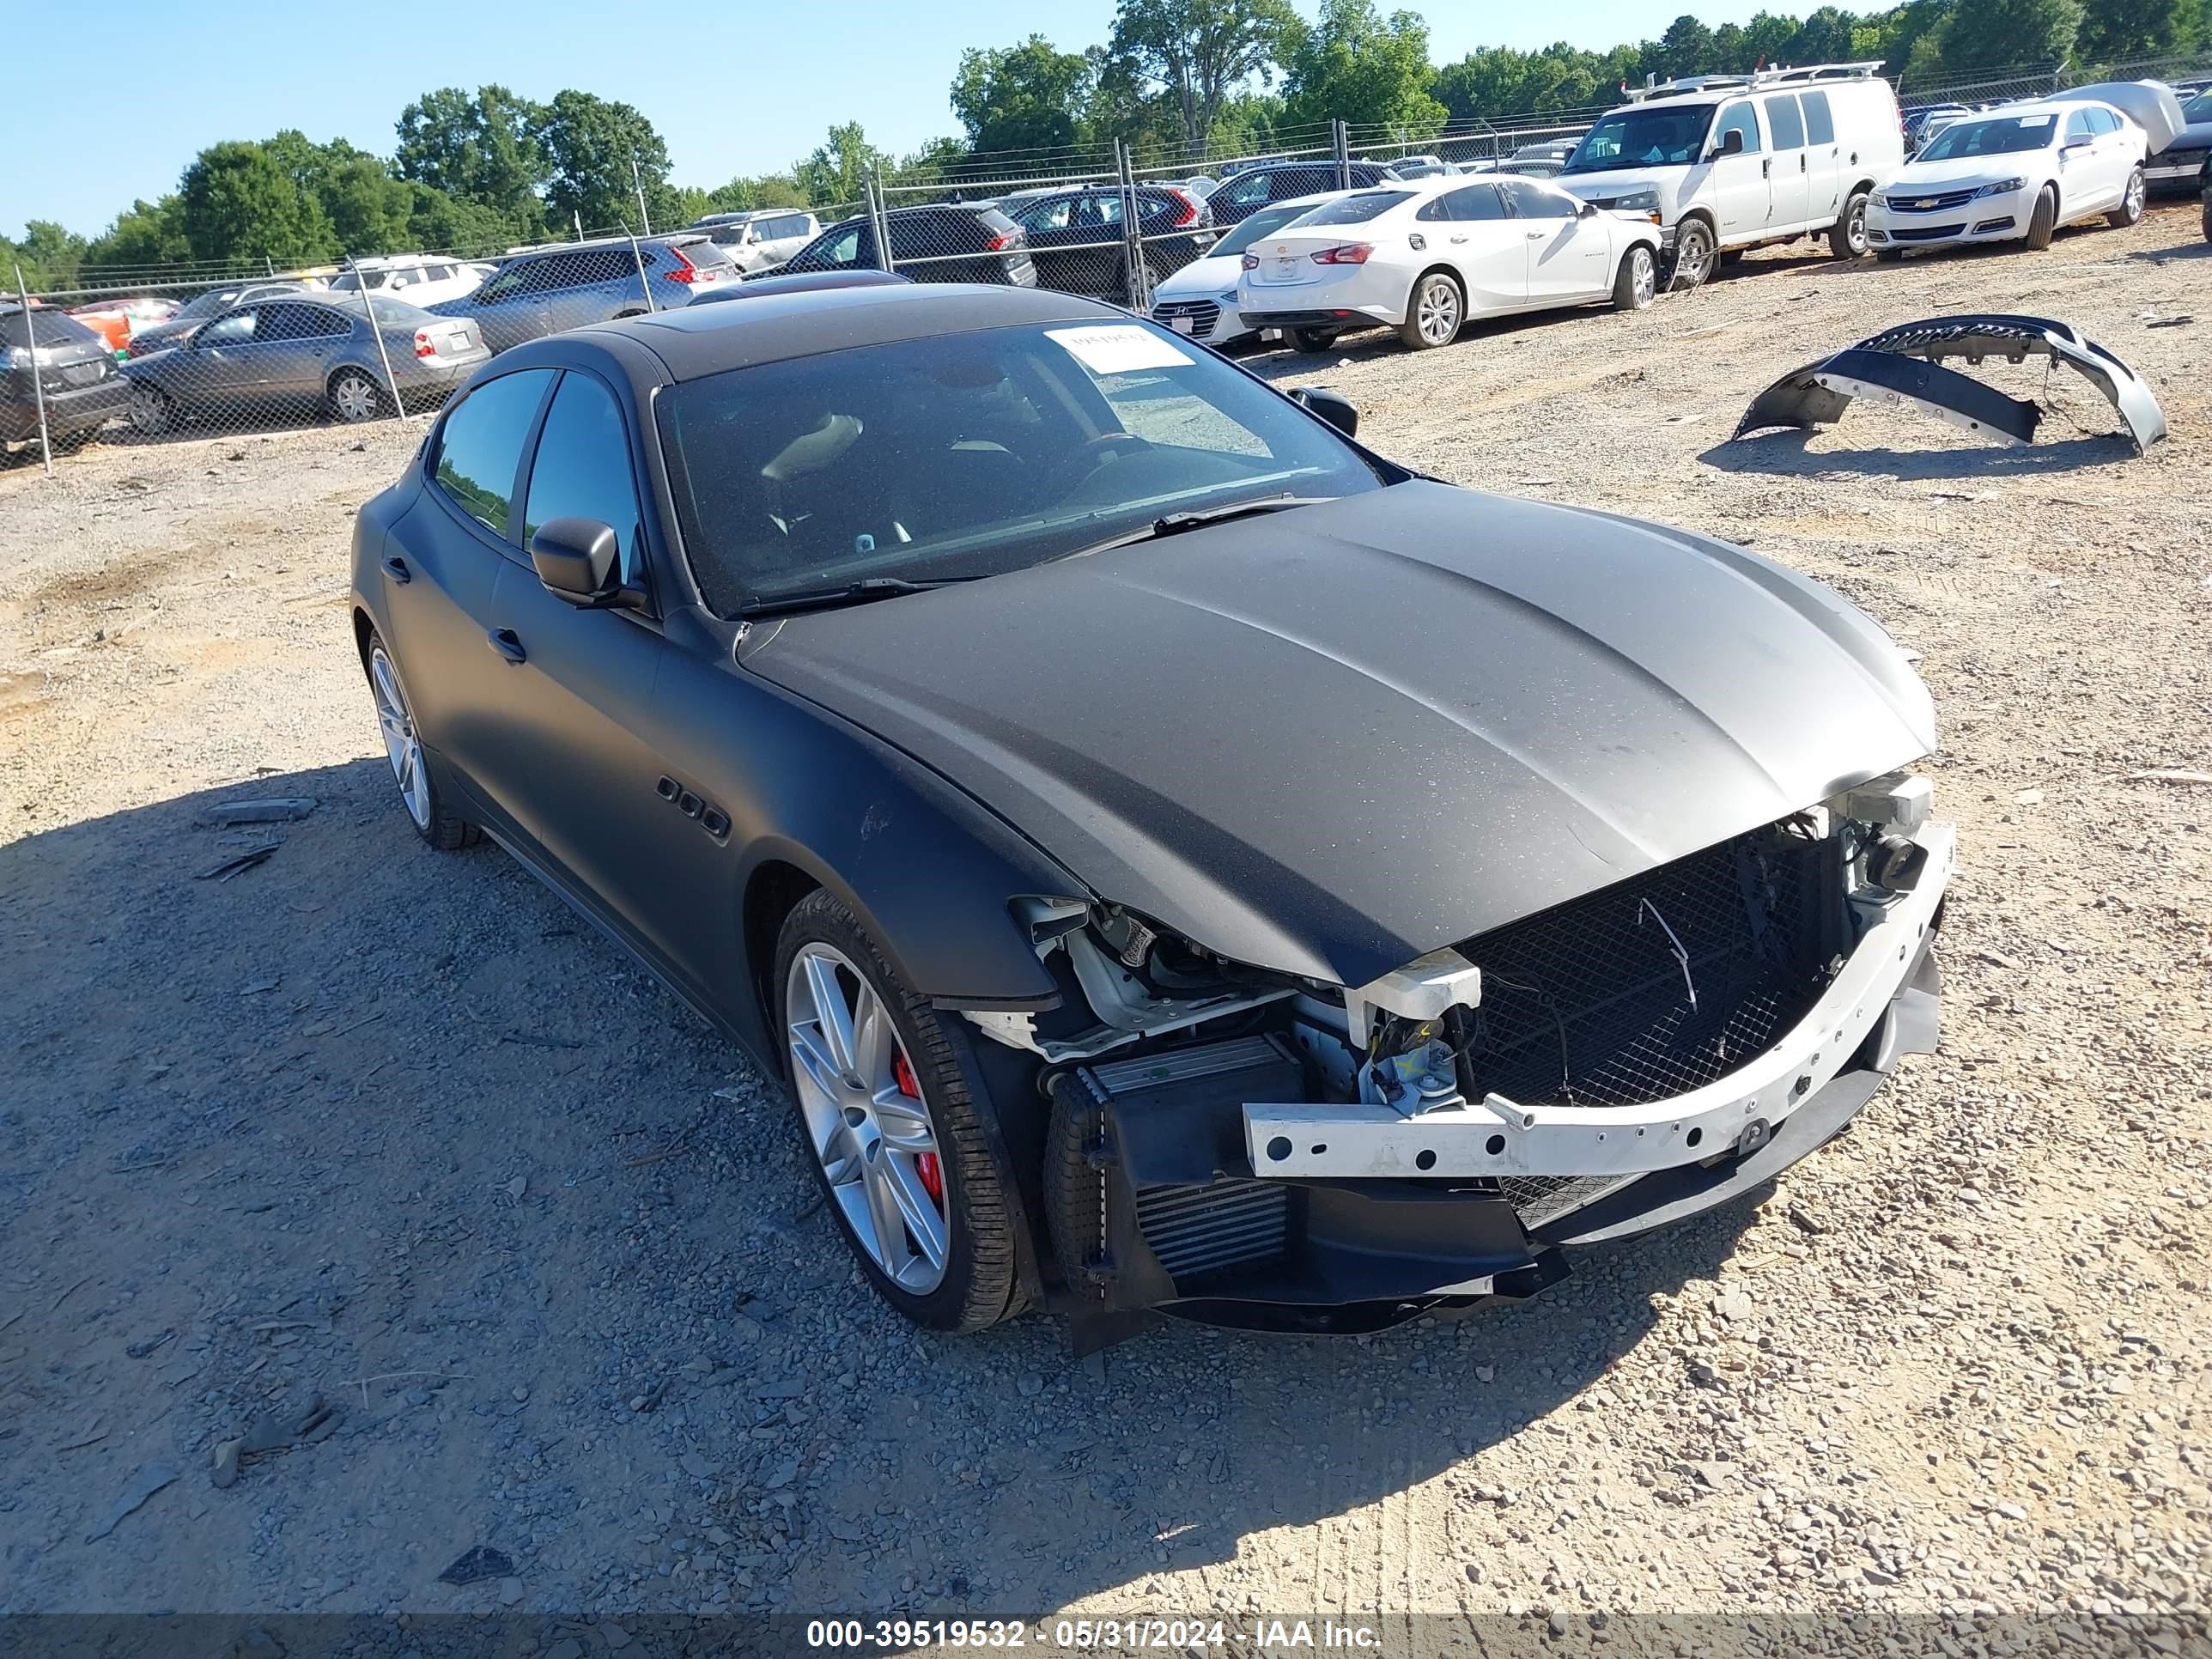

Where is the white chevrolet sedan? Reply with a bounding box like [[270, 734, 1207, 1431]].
[[1868, 100, 2148, 258], [1235, 175, 1663, 353]]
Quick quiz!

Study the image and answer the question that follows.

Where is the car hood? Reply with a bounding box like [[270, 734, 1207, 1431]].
[[743, 483, 1936, 988], [1556, 168, 1680, 200], [1886, 156, 2049, 191], [1151, 254, 1245, 301]]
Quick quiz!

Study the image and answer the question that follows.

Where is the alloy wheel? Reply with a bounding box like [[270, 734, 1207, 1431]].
[[331, 372, 380, 423], [786, 944, 948, 1294], [2124, 172, 2145, 222], [1631, 246, 1656, 307], [369, 645, 431, 830], [1845, 198, 1869, 254], [1416, 276, 1461, 345], [1674, 224, 1713, 287], [128, 383, 172, 435]]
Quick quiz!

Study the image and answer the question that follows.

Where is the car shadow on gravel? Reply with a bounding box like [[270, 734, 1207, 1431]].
[[1, 757, 1768, 1613], [1700, 428, 2137, 478]]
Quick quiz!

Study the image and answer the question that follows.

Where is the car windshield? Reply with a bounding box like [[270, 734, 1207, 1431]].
[[1917, 114, 2060, 161], [1215, 202, 1335, 256], [1292, 191, 1414, 226], [1564, 106, 1716, 172], [1, 307, 98, 348], [174, 289, 242, 321], [658, 319, 1389, 613]]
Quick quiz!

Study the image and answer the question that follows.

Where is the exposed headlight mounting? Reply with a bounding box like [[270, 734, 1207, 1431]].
[[1826, 771, 1933, 835]]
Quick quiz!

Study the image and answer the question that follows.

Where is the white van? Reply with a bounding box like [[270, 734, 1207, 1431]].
[[689, 210, 823, 274], [1554, 62, 1906, 286]]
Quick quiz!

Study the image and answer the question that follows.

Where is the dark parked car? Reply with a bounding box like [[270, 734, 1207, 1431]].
[[121, 294, 488, 433], [428, 234, 738, 356], [1206, 160, 1402, 226], [775, 205, 1036, 287], [125, 281, 309, 357], [349, 283, 1951, 1345], [1003, 185, 1215, 298], [2149, 87, 2212, 192], [1494, 141, 1577, 179], [3, 303, 129, 452]]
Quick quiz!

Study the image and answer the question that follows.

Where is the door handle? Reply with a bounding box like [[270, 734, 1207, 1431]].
[[488, 629, 526, 665], [1762, 158, 1771, 177], [380, 555, 411, 585]]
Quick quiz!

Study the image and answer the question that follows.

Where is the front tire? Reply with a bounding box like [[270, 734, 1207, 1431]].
[[1398, 270, 1462, 350], [2025, 185, 2058, 251], [2108, 167, 2146, 228], [328, 368, 386, 424], [1612, 244, 1657, 310], [1829, 188, 1870, 258], [1670, 218, 1716, 289], [365, 630, 477, 849], [775, 890, 1023, 1334]]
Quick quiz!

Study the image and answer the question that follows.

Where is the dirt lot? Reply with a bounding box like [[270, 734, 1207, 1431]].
[[3, 206, 2209, 1638]]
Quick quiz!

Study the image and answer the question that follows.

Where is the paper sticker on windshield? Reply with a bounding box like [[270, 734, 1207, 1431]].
[[1047, 325, 1194, 375]]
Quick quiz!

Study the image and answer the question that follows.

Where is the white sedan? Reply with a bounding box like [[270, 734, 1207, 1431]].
[[1868, 99, 2148, 258], [1235, 175, 1662, 353], [1148, 190, 1352, 349]]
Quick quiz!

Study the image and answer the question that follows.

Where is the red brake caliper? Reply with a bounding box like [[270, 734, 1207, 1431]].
[[894, 1053, 944, 1207]]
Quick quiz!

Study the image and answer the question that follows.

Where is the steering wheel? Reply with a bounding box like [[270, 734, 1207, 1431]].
[[1082, 430, 1153, 462]]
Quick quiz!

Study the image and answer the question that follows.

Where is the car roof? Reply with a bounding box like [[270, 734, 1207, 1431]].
[[590, 282, 1118, 380]]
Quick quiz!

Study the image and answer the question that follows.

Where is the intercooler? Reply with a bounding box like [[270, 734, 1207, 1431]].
[[1452, 822, 1843, 1109]]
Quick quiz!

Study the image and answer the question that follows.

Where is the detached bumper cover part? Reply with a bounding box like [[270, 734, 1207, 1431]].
[[1732, 313, 2167, 454]]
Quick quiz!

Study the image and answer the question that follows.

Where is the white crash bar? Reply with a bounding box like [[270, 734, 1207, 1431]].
[[1244, 822, 1954, 1180]]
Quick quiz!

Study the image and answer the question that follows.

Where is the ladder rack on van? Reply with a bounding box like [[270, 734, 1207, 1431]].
[[1626, 61, 1886, 101]]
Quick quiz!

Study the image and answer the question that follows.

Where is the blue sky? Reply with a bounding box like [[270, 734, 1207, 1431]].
[[4, 0, 1796, 238]]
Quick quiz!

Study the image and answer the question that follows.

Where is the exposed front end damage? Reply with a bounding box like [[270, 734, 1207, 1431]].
[[972, 780, 1949, 1346], [1733, 313, 2167, 454]]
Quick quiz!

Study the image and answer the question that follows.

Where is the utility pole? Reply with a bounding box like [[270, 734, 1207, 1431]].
[[631, 149, 653, 237]]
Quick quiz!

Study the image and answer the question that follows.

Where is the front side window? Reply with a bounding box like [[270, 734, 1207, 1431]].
[[431, 368, 556, 538], [1221, 173, 1270, 207], [522, 373, 645, 585], [1018, 198, 1075, 232], [198, 310, 259, 346], [2064, 110, 2097, 143], [1499, 179, 1575, 219], [1565, 104, 1717, 171], [657, 320, 1389, 615], [800, 225, 865, 269], [1715, 101, 1763, 155]]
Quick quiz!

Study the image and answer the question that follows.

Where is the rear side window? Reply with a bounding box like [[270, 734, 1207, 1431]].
[[261, 303, 349, 342], [1419, 184, 1505, 222], [1269, 168, 1331, 199], [1716, 100, 1763, 154], [1802, 89, 1835, 145], [522, 373, 645, 584], [1765, 94, 1806, 150], [1296, 191, 1413, 225], [432, 368, 556, 540]]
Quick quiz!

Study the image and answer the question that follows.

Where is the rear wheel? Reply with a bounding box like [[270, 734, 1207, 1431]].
[[1829, 188, 1870, 258], [2108, 167, 2146, 228], [1291, 326, 1340, 353], [775, 890, 1023, 1334], [366, 630, 477, 849], [1612, 244, 1657, 311], [2025, 185, 2058, 251], [327, 368, 386, 424], [1398, 270, 1462, 349], [1670, 218, 1716, 289]]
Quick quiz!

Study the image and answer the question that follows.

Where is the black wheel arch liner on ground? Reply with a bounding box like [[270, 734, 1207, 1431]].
[[1732, 312, 2167, 453]]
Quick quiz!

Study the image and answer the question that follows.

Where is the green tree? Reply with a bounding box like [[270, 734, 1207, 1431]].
[[179, 141, 337, 267], [3, 221, 88, 290], [82, 198, 190, 273], [1108, 0, 1293, 149], [793, 122, 886, 208], [401, 185, 527, 256], [705, 173, 813, 211], [395, 86, 550, 234], [1784, 5, 1862, 61], [2077, 0, 2197, 58], [264, 130, 415, 257], [951, 35, 1096, 155], [1279, 0, 1447, 135], [1646, 14, 1717, 79], [1931, 0, 2084, 69], [532, 90, 677, 233]]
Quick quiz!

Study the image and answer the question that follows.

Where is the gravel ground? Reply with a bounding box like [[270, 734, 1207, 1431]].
[[3, 206, 2209, 1644]]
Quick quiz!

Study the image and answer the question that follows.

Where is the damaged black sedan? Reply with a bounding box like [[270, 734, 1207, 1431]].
[[348, 283, 1951, 1344]]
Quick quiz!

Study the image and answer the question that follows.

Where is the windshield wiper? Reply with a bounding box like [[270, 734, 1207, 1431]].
[[1065, 494, 1330, 560], [737, 576, 964, 617]]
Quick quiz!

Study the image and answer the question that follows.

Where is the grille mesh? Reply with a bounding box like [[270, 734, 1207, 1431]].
[[1454, 825, 1835, 1109], [1151, 299, 1222, 337], [1135, 1181, 1288, 1278]]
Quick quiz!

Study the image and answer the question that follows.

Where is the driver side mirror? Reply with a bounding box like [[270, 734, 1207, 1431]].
[[1291, 386, 1358, 439], [1717, 129, 1747, 158], [1576, 198, 1598, 219], [531, 517, 625, 607]]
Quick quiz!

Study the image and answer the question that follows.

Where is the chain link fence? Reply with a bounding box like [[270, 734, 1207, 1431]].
[[12, 58, 2209, 476]]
